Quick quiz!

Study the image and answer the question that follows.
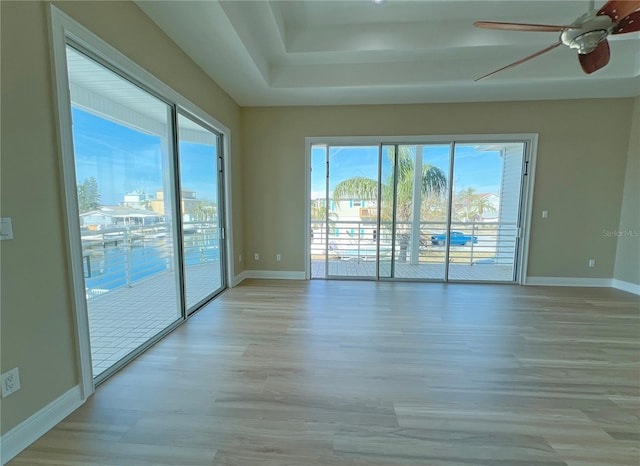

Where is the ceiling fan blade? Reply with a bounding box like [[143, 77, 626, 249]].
[[597, 0, 640, 22], [475, 42, 562, 81], [578, 40, 610, 74], [613, 10, 640, 33], [473, 21, 577, 32]]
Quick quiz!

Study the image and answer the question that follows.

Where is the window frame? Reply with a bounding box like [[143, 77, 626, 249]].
[[49, 5, 234, 398], [305, 135, 538, 284]]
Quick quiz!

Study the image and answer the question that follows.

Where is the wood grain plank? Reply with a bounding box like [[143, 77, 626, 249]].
[[9, 280, 639, 465]]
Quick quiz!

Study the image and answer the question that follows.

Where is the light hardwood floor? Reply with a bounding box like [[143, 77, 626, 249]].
[[11, 280, 640, 465]]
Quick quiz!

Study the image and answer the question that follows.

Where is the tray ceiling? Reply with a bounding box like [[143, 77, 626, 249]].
[[136, 0, 640, 106]]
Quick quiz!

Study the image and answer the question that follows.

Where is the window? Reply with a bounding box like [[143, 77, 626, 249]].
[[51, 6, 231, 389], [309, 138, 536, 283]]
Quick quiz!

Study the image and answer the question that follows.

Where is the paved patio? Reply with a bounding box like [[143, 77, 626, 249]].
[[87, 262, 221, 377], [312, 258, 514, 281]]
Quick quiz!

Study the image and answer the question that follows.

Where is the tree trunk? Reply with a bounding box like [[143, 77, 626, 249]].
[[397, 233, 410, 263]]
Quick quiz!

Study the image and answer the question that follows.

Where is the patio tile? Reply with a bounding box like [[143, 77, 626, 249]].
[[313, 258, 514, 281], [86, 263, 220, 378]]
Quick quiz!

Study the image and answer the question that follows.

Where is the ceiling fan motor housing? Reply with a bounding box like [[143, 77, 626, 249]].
[[561, 12, 613, 54]]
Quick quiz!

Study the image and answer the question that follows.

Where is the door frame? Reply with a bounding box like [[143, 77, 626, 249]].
[[316, 143, 385, 281], [176, 109, 228, 314], [49, 6, 235, 399], [305, 134, 538, 285]]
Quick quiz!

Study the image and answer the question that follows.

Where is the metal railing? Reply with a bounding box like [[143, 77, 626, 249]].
[[311, 220, 518, 265], [81, 221, 220, 299]]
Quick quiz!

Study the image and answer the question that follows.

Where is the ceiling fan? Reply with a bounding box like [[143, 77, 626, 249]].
[[474, 0, 640, 80]]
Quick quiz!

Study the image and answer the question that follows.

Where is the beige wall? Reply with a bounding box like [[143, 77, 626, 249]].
[[241, 100, 634, 276], [0, 1, 242, 434], [614, 97, 640, 285]]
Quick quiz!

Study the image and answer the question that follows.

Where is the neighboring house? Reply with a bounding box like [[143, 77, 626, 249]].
[[121, 190, 153, 210], [80, 206, 161, 230], [312, 195, 377, 221], [311, 195, 378, 242], [333, 198, 377, 221], [150, 189, 201, 219]]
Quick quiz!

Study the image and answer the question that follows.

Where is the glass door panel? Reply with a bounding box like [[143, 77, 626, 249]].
[[310, 144, 329, 279], [67, 46, 181, 380], [309, 139, 527, 283], [177, 113, 225, 311], [390, 145, 451, 280], [378, 145, 395, 279], [326, 146, 380, 279], [448, 143, 525, 282]]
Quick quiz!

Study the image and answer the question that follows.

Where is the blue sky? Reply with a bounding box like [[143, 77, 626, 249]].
[[311, 144, 503, 196], [72, 107, 502, 207], [72, 108, 218, 206]]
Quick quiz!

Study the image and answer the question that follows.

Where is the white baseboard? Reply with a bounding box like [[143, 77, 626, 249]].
[[612, 279, 640, 295], [1, 385, 83, 465], [525, 277, 613, 287], [235, 272, 637, 293], [241, 270, 306, 280], [232, 270, 248, 286]]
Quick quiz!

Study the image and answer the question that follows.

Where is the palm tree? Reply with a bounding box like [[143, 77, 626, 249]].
[[332, 146, 447, 262], [311, 200, 337, 240], [470, 194, 497, 221], [454, 187, 497, 222], [191, 200, 217, 222], [311, 201, 332, 221], [454, 186, 477, 222]]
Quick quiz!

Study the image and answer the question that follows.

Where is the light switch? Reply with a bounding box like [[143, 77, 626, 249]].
[[541, 210, 548, 219], [0, 218, 13, 240]]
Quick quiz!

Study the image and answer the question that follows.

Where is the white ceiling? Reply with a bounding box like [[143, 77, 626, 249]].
[[67, 46, 216, 139], [136, 0, 640, 106]]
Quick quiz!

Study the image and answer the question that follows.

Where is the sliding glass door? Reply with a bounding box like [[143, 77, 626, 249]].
[[177, 113, 225, 311], [448, 143, 525, 282], [309, 139, 528, 283], [378, 145, 395, 279], [326, 146, 380, 279], [66, 45, 226, 381], [390, 144, 451, 280]]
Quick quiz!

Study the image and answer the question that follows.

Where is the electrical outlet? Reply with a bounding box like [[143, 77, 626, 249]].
[[254, 253, 259, 261], [588, 259, 596, 268], [2, 367, 21, 398], [276, 253, 281, 261]]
